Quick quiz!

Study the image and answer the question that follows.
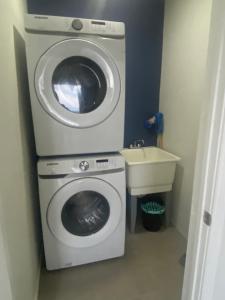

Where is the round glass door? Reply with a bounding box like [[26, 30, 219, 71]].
[[35, 39, 121, 128], [52, 57, 107, 114], [47, 178, 122, 248], [61, 191, 110, 236]]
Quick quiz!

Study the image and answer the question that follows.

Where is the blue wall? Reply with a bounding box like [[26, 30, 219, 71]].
[[27, 0, 165, 147]]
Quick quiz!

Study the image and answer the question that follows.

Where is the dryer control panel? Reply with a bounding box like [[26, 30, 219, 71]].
[[38, 154, 125, 176], [25, 14, 125, 38]]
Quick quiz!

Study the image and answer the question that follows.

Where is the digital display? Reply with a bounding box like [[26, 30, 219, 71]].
[[91, 21, 106, 26], [96, 159, 108, 163]]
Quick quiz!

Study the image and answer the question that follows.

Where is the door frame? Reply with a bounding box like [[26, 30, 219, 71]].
[[182, 0, 225, 299]]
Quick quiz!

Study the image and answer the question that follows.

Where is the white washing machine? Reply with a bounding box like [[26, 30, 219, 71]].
[[25, 14, 125, 156], [38, 154, 126, 270]]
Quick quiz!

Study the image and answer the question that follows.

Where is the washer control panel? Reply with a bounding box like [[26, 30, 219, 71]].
[[96, 159, 110, 169], [76, 157, 117, 172], [38, 155, 125, 176]]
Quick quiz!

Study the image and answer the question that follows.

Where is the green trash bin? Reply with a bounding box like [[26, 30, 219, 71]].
[[141, 201, 165, 231]]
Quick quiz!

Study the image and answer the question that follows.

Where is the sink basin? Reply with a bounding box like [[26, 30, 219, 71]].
[[121, 147, 180, 196]]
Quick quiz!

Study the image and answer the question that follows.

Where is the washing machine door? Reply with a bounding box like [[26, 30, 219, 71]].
[[35, 39, 121, 128], [47, 178, 122, 248]]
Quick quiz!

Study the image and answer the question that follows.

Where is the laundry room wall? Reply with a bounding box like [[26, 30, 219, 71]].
[[26, 0, 165, 147], [0, 0, 42, 299], [159, 0, 213, 238]]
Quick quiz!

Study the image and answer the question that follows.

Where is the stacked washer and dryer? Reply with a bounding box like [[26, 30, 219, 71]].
[[25, 14, 126, 270]]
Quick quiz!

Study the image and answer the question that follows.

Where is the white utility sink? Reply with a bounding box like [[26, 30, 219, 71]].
[[121, 147, 180, 196]]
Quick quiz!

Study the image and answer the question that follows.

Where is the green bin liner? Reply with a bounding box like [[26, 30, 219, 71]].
[[141, 201, 165, 215]]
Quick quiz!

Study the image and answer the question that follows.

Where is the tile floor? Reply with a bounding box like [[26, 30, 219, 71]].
[[38, 227, 186, 300]]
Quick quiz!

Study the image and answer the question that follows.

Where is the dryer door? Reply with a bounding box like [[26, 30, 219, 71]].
[[47, 178, 122, 248], [35, 39, 121, 128]]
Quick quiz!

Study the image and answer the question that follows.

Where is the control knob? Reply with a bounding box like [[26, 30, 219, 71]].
[[79, 161, 89, 171], [72, 19, 83, 31]]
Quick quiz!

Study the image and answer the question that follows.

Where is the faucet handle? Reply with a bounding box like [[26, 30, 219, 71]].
[[140, 139, 145, 146], [134, 139, 145, 148]]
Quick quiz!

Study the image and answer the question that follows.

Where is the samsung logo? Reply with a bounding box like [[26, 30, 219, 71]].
[[34, 16, 48, 19], [46, 162, 59, 166]]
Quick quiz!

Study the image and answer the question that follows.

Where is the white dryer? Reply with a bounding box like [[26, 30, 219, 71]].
[[38, 154, 126, 270], [25, 14, 125, 156]]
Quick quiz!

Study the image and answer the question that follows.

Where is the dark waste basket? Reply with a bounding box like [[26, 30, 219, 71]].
[[141, 201, 165, 232]]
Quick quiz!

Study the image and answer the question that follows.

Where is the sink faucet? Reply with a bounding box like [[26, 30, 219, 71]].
[[129, 139, 145, 149]]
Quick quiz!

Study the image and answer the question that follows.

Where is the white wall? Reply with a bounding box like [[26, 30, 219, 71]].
[[0, 0, 41, 299], [0, 221, 12, 300], [159, 0, 213, 238]]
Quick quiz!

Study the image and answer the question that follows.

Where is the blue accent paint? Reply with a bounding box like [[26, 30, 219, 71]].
[[27, 0, 165, 147]]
